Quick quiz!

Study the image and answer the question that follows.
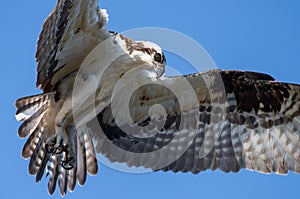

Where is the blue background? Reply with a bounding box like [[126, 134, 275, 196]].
[[1, 0, 299, 198]]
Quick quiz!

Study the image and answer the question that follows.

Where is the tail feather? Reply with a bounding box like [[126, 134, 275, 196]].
[[47, 155, 60, 195], [15, 93, 53, 121], [36, 151, 50, 182], [22, 127, 42, 159], [81, 126, 98, 175], [16, 93, 99, 195], [15, 93, 47, 109], [17, 107, 48, 138], [67, 168, 77, 192], [67, 127, 78, 192], [58, 168, 68, 196], [76, 134, 87, 186], [28, 138, 43, 175], [45, 127, 80, 195], [16, 100, 43, 122], [16, 93, 54, 138]]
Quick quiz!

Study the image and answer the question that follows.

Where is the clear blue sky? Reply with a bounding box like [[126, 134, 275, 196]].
[[1, 0, 300, 198]]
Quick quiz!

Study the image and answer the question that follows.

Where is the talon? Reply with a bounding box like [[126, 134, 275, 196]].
[[45, 134, 64, 154], [53, 145, 63, 154], [61, 157, 74, 170]]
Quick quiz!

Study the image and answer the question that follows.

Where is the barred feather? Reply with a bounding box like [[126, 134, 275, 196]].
[[67, 127, 78, 192], [47, 155, 60, 195], [15, 93, 47, 109], [76, 135, 87, 186], [28, 138, 44, 175], [36, 150, 50, 182], [58, 167, 68, 196], [17, 100, 49, 138], [67, 168, 77, 192], [78, 126, 98, 175], [22, 127, 42, 159]]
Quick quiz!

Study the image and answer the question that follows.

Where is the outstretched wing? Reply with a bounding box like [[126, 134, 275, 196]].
[[89, 70, 300, 174], [36, 0, 109, 91]]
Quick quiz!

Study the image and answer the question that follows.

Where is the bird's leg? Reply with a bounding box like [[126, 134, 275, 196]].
[[45, 119, 75, 170], [61, 125, 77, 170], [45, 134, 61, 154], [44, 95, 74, 164], [56, 102, 84, 170], [45, 125, 67, 154], [53, 123, 67, 154]]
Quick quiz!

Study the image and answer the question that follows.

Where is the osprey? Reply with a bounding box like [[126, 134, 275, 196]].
[[15, 0, 300, 196]]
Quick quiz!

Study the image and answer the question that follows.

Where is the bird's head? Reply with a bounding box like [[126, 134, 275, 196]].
[[124, 38, 166, 77], [132, 41, 166, 77], [110, 32, 166, 77]]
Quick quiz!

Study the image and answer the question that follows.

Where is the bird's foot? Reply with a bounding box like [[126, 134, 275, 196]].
[[45, 134, 65, 154], [45, 133, 74, 170]]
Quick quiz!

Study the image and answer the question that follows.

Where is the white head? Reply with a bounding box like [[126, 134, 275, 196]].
[[129, 41, 166, 77], [113, 32, 166, 77]]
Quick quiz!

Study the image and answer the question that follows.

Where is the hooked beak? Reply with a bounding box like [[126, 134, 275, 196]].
[[153, 62, 165, 77]]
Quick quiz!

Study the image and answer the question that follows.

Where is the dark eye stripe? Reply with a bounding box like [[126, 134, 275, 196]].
[[162, 53, 166, 63]]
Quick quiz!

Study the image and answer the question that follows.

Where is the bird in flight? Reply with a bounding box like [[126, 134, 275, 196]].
[[15, 0, 300, 196]]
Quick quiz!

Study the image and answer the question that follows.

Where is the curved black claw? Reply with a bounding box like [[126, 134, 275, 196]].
[[61, 157, 74, 170], [53, 146, 64, 154], [45, 137, 66, 154]]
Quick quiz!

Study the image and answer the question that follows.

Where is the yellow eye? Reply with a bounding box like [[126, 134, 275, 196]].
[[154, 53, 162, 63]]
